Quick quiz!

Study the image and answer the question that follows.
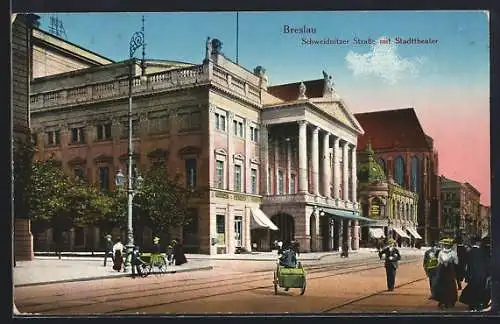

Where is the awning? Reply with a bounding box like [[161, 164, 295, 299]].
[[322, 207, 377, 223], [369, 227, 385, 239], [250, 208, 278, 231], [406, 227, 422, 239], [392, 227, 410, 239]]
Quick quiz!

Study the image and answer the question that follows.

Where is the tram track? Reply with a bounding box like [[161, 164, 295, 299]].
[[18, 254, 404, 304], [17, 256, 422, 314], [319, 276, 428, 312]]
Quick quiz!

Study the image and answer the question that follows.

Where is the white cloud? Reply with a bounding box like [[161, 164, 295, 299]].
[[345, 37, 425, 85]]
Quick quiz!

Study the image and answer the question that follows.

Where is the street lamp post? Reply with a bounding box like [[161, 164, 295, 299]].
[[115, 25, 145, 271]]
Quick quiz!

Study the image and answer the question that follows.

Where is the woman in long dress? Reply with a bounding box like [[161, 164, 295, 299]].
[[172, 239, 187, 266], [434, 238, 459, 309]]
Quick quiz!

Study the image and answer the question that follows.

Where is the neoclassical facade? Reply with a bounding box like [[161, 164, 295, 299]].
[[30, 37, 365, 254], [354, 108, 441, 244], [357, 143, 420, 247]]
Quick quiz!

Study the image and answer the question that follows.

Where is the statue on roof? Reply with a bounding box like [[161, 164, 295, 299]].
[[298, 82, 307, 100], [322, 70, 335, 97], [211, 38, 223, 55], [254, 66, 268, 88], [205, 36, 212, 61]]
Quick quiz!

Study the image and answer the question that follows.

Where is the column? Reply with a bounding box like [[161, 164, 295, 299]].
[[286, 139, 292, 193], [227, 205, 235, 254], [274, 137, 279, 194], [351, 145, 357, 204], [342, 141, 349, 201], [208, 106, 216, 187], [351, 220, 360, 250], [329, 220, 335, 251], [260, 124, 269, 195], [311, 126, 320, 196], [227, 112, 234, 191], [322, 132, 331, 197], [333, 136, 341, 199], [245, 206, 252, 251], [337, 219, 343, 251], [245, 122, 251, 193], [298, 120, 308, 193], [346, 220, 352, 250], [312, 208, 320, 252]]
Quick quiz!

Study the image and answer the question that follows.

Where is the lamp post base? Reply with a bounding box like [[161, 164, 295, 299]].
[[123, 232, 134, 272]]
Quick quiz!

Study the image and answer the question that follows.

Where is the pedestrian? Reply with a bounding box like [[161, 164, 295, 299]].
[[455, 237, 467, 290], [166, 244, 174, 265], [378, 238, 401, 291], [277, 241, 284, 255], [423, 241, 440, 300], [434, 238, 459, 309], [152, 236, 162, 253], [131, 245, 147, 278], [341, 241, 349, 258], [459, 237, 491, 311], [112, 238, 124, 272], [103, 234, 114, 267], [172, 239, 187, 266]]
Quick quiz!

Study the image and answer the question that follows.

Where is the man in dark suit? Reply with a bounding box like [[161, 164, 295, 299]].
[[379, 238, 401, 291]]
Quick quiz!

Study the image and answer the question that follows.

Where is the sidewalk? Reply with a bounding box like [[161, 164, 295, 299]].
[[13, 257, 213, 287]]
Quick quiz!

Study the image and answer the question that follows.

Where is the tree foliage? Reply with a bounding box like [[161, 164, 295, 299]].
[[135, 166, 192, 235]]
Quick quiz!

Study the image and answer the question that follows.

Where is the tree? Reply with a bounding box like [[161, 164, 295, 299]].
[[134, 166, 192, 236]]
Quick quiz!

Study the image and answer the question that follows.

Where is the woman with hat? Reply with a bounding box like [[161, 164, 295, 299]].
[[103, 234, 114, 267], [172, 239, 187, 266], [378, 238, 401, 291], [434, 238, 459, 309]]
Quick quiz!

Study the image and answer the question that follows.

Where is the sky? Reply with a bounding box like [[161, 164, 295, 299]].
[[37, 11, 490, 204]]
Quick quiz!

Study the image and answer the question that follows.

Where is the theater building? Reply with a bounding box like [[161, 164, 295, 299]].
[[30, 36, 365, 254], [354, 108, 441, 245]]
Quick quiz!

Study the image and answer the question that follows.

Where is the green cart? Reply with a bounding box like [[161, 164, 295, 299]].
[[273, 261, 306, 295]]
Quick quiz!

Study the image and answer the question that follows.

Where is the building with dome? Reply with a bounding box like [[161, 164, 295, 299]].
[[357, 141, 420, 248]]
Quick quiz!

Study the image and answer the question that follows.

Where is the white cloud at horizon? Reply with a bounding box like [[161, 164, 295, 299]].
[[345, 37, 426, 85]]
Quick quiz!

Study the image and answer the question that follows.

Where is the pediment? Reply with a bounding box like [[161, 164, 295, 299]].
[[94, 154, 113, 164], [214, 148, 227, 156], [250, 158, 259, 164], [68, 156, 87, 166], [311, 99, 364, 135], [178, 146, 201, 157], [233, 153, 245, 161], [147, 148, 169, 158]]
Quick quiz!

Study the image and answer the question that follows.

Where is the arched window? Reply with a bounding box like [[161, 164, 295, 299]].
[[411, 156, 419, 193], [394, 156, 405, 186], [377, 157, 386, 173]]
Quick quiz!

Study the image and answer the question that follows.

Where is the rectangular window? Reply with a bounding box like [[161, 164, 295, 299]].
[[96, 123, 112, 140], [122, 120, 138, 138], [179, 111, 202, 132], [278, 170, 284, 195], [149, 115, 170, 134], [216, 214, 225, 245], [214, 112, 226, 132], [46, 130, 60, 146], [250, 126, 259, 142], [216, 160, 224, 189], [234, 164, 242, 192], [70, 127, 85, 144], [233, 119, 244, 138], [99, 166, 109, 192], [250, 168, 257, 194], [268, 167, 272, 193], [233, 120, 238, 136], [290, 173, 297, 194], [185, 158, 197, 189], [74, 167, 85, 180]]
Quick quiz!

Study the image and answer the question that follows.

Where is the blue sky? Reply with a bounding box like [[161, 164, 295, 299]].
[[37, 11, 489, 87], [35, 11, 491, 204]]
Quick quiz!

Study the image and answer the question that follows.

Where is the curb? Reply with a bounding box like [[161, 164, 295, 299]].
[[14, 266, 213, 288]]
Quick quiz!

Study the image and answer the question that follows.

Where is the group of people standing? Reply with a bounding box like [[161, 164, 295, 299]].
[[423, 236, 492, 311], [103, 234, 188, 275]]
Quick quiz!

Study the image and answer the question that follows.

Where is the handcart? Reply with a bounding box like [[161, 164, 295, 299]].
[[273, 261, 306, 295]]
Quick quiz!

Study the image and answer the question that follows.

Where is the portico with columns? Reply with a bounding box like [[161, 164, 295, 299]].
[[261, 77, 366, 252]]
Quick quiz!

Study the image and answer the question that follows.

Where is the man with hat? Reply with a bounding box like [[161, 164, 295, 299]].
[[103, 234, 114, 267], [378, 238, 401, 291], [152, 236, 162, 254]]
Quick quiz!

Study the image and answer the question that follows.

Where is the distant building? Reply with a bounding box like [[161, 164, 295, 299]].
[[30, 36, 366, 254], [357, 142, 420, 248], [440, 176, 481, 241], [479, 204, 491, 239], [354, 108, 441, 245]]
